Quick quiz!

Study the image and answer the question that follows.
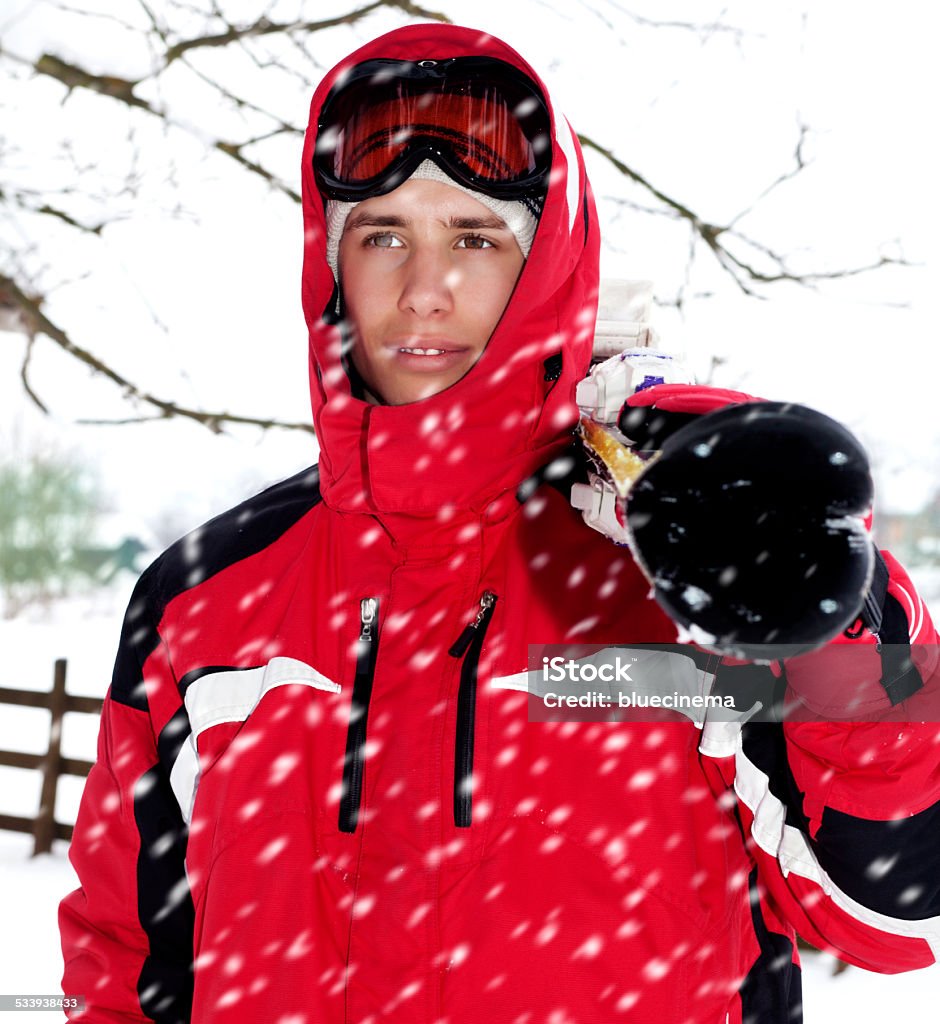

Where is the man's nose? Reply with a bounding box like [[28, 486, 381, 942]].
[[398, 250, 456, 317]]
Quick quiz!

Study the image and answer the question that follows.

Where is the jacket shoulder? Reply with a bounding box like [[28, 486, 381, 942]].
[[145, 464, 322, 609], [112, 465, 322, 710]]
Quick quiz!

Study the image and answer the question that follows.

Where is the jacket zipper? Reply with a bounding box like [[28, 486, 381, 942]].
[[449, 590, 498, 828], [338, 597, 379, 834]]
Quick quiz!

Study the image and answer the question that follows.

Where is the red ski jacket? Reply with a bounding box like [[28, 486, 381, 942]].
[[60, 23, 940, 1024]]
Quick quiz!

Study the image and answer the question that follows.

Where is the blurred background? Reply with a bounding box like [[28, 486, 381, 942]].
[[1, 0, 938, 1018]]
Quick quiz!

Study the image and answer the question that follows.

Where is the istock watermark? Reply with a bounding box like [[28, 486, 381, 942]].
[[531, 649, 737, 721], [510, 645, 742, 723], [505, 643, 940, 724], [540, 653, 738, 708]]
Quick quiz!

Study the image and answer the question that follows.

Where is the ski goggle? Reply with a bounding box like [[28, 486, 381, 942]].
[[314, 57, 551, 204]]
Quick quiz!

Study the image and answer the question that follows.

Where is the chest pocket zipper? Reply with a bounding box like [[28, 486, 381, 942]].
[[449, 590, 498, 828], [338, 597, 379, 834]]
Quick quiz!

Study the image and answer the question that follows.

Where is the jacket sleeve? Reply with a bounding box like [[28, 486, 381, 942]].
[[704, 550, 940, 973], [59, 573, 195, 1021]]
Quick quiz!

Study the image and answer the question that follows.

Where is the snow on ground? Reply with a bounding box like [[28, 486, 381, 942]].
[[0, 833, 76, 1023], [1, 581, 938, 1019], [800, 955, 940, 1022]]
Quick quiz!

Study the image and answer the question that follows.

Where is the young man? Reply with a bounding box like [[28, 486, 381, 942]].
[[60, 22, 940, 1024]]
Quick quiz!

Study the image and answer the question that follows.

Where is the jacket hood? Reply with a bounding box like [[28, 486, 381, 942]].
[[300, 23, 600, 528]]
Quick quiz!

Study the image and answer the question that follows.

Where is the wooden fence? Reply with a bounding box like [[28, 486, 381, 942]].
[[0, 659, 102, 855]]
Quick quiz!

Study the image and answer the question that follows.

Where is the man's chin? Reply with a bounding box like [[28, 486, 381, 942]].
[[386, 381, 451, 405], [354, 371, 452, 406], [379, 369, 470, 406]]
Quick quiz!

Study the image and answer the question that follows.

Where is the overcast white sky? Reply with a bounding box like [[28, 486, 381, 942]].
[[1, 0, 938, 539]]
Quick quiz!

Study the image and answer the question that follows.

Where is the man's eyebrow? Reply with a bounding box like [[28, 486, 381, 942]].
[[344, 212, 509, 231], [345, 212, 409, 230], [447, 215, 508, 230]]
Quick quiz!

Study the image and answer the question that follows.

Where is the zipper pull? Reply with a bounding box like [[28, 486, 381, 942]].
[[360, 597, 377, 641], [449, 590, 497, 658]]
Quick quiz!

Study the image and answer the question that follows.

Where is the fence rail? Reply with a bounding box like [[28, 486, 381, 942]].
[[0, 659, 102, 855]]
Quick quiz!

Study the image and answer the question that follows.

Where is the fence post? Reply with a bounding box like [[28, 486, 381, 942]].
[[33, 658, 67, 856]]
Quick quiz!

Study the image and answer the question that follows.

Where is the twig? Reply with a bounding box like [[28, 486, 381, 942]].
[[727, 123, 811, 229], [0, 272, 314, 435], [20, 334, 50, 414], [160, 3, 388, 66], [28, 49, 300, 201]]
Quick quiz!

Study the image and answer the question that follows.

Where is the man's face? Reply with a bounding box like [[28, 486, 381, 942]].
[[338, 178, 526, 406]]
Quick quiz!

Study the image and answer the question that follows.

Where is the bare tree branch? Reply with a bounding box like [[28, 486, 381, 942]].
[[34, 54, 154, 111], [45, 0, 145, 35], [174, 51, 304, 132], [143, 0, 451, 72], [159, 3, 387, 66], [23, 48, 302, 201], [2, 190, 106, 234], [727, 122, 811, 229], [0, 272, 314, 435], [600, 1, 753, 41], [213, 141, 301, 202], [582, 132, 910, 296], [580, 133, 706, 224], [19, 333, 50, 414], [385, 0, 451, 21]]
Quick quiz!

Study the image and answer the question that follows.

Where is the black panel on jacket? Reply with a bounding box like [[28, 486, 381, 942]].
[[743, 719, 940, 922], [814, 800, 940, 921], [147, 464, 321, 613], [156, 704, 192, 770], [109, 466, 322, 711], [741, 723, 812, 834], [738, 869, 802, 1024], [109, 573, 162, 711], [134, 763, 195, 1024]]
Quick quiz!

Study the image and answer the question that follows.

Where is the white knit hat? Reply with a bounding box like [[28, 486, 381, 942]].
[[326, 159, 539, 282]]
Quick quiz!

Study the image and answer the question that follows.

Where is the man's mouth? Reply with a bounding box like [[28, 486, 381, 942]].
[[385, 340, 470, 373]]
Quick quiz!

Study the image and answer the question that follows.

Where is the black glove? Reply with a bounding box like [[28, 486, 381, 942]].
[[624, 401, 875, 660]]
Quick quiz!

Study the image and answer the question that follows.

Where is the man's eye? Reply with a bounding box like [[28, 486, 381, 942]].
[[364, 232, 403, 248], [457, 234, 494, 250]]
